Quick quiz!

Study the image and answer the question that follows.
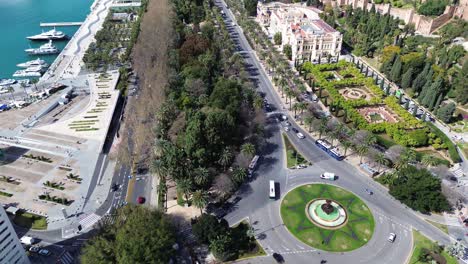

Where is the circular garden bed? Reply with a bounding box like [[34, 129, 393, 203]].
[[281, 184, 375, 252]]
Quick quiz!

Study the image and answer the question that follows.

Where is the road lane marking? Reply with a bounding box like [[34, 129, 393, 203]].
[[281, 245, 290, 251], [296, 244, 305, 250]]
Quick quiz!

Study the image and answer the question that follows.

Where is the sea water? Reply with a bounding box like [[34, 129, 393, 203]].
[[0, 0, 93, 78]]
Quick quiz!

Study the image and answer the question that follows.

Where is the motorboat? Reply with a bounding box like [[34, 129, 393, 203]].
[[17, 58, 49, 69], [27, 28, 68, 41], [13, 66, 44, 78], [0, 78, 17, 86], [25, 40, 60, 55]]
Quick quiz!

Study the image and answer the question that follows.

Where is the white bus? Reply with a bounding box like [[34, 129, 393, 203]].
[[269, 180, 276, 199], [248, 155, 259, 177]]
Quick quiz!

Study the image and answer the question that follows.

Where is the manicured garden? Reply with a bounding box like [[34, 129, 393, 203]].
[[301, 61, 460, 163], [282, 134, 309, 168], [13, 211, 47, 230], [281, 184, 374, 252], [410, 230, 458, 264]]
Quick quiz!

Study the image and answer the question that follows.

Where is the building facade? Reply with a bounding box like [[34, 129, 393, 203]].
[[0, 207, 29, 264], [257, 2, 342, 63]]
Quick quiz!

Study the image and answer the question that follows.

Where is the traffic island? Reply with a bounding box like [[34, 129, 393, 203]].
[[281, 184, 374, 252]]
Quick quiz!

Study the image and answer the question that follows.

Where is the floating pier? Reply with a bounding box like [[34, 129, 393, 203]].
[[40, 22, 83, 27]]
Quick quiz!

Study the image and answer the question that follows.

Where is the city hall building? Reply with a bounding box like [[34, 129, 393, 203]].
[[257, 2, 342, 63]]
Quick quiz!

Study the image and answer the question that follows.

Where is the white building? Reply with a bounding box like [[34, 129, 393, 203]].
[[0, 207, 29, 264], [257, 2, 342, 63]]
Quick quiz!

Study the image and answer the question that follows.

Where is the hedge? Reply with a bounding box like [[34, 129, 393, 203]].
[[426, 122, 461, 163]]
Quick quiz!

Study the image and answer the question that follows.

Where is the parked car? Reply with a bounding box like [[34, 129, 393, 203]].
[[232, 196, 242, 204], [296, 164, 307, 169], [29, 246, 40, 253], [388, 233, 396, 242], [281, 114, 287, 121], [296, 132, 305, 139], [20, 236, 36, 245], [38, 249, 51, 256]]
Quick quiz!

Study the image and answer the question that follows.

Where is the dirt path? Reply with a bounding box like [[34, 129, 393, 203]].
[[119, 0, 173, 165]]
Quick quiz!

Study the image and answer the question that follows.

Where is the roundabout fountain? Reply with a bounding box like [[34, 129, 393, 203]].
[[306, 199, 347, 229]]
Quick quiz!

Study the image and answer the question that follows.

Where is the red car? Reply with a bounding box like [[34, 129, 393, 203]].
[[137, 196, 146, 204]]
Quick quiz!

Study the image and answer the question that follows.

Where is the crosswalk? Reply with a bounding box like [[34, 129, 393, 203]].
[[57, 251, 74, 264], [79, 213, 101, 230]]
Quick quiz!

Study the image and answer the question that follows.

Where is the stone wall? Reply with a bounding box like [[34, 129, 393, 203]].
[[334, 0, 466, 34]]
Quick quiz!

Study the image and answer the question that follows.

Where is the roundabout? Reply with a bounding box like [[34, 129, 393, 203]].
[[281, 183, 375, 252]]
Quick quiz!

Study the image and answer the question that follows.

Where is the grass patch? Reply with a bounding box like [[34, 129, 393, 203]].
[[410, 230, 458, 264], [281, 184, 374, 252], [282, 133, 309, 168], [13, 212, 47, 230], [425, 219, 449, 235]]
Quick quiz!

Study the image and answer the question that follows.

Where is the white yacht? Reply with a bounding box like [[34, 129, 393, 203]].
[[27, 28, 68, 41], [17, 58, 49, 69], [25, 40, 60, 55], [0, 79, 16, 86], [13, 66, 44, 78]]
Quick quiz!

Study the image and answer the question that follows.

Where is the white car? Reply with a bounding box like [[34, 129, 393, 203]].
[[284, 127, 290, 132], [320, 172, 336, 180], [388, 233, 396, 242], [296, 132, 305, 139], [281, 114, 287, 121]]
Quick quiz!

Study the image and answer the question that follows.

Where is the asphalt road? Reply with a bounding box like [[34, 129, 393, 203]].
[[217, 2, 454, 263]]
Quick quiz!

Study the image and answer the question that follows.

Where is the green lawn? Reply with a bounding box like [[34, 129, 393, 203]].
[[282, 134, 309, 168], [281, 184, 374, 252], [409, 230, 458, 264], [424, 219, 448, 235], [13, 212, 47, 230]]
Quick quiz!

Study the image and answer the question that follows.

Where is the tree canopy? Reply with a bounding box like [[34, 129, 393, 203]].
[[80, 206, 176, 264]]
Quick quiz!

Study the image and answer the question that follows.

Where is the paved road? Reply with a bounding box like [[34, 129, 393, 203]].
[[217, 2, 454, 263]]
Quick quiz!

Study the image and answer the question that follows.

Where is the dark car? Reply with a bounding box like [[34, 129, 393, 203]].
[[292, 127, 299, 133], [111, 183, 119, 192], [272, 253, 284, 263], [365, 188, 373, 195], [232, 196, 242, 204]]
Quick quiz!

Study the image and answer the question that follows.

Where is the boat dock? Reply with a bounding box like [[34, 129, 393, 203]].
[[40, 22, 83, 27]]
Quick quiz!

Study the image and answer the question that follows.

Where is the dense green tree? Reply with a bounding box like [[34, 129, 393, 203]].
[[436, 102, 455, 123], [390, 55, 402, 83], [401, 67, 414, 89], [418, 0, 448, 16], [192, 214, 229, 244], [241, 143, 256, 158], [283, 44, 292, 60], [389, 166, 450, 213], [81, 206, 176, 264], [273, 32, 282, 45], [210, 234, 236, 261], [244, 0, 258, 16], [232, 167, 248, 185]]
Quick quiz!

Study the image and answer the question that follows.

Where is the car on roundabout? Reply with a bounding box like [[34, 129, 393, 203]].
[[365, 188, 373, 195], [320, 172, 336, 180], [272, 253, 284, 263], [388, 232, 396, 242]]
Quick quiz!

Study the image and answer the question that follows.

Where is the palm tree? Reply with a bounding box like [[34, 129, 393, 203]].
[[328, 130, 340, 146], [241, 143, 256, 158], [194, 167, 210, 186], [278, 78, 287, 97], [364, 134, 377, 146], [232, 167, 247, 185], [304, 115, 314, 132], [7, 86, 15, 100], [318, 118, 329, 139], [176, 178, 192, 204], [253, 96, 264, 110], [285, 88, 295, 110], [342, 140, 353, 156], [297, 102, 307, 120], [192, 190, 208, 214], [218, 147, 234, 171], [374, 153, 388, 174], [356, 144, 369, 164], [292, 102, 301, 117], [151, 159, 168, 180]]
